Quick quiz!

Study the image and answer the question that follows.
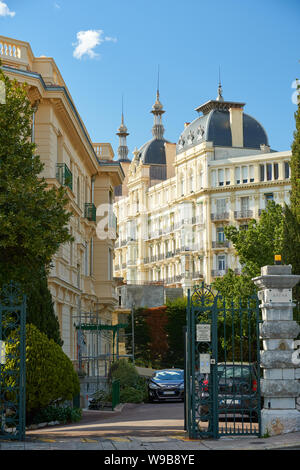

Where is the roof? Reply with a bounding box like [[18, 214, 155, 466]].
[[176, 108, 269, 154], [139, 137, 169, 165]]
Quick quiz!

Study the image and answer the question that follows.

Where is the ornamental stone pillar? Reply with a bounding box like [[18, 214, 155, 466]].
[[252, 265, 300, 436]]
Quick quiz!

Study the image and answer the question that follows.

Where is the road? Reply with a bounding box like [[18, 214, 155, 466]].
[[25, 402, 186, 439]]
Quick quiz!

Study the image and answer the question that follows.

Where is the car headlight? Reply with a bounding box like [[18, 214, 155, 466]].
[[149, 382, 159, 390], [179, 383, 184, 389]]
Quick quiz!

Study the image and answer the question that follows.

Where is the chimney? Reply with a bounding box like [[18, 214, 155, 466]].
[[229, 107, 243, 147]]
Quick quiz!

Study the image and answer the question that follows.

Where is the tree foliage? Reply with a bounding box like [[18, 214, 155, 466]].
[[26, 268, 63, 346], [282, 82, 300, 302], [0, 66, 72, 289], [223, 200, 284, 279]]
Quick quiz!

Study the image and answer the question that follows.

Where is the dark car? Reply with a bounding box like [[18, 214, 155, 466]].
[[148, 369, 184, 402], [199, 362, 261, 419]]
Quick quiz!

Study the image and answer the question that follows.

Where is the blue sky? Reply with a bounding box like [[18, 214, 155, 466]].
[[1, 0, 299, 155]]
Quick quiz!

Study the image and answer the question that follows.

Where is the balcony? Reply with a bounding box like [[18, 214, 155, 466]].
[[211, 212, 229, 222], [192, 271, 203, 279], [212, 241, 229, 249], [211, 269, 228, 277], [56, 163, 73, 191], [84, 203, 96, 222], [234, 210, 253, 220]]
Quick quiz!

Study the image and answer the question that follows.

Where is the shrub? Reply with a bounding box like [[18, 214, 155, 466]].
[[31, 405, 82, 425], [4, 324, 80, 418], [120, 386, 144, 404], [108, 359, 148, 402]]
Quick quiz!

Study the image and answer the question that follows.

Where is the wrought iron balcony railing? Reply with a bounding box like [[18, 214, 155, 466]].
[[212, 240, 229, 249], [211, 212, 229, 221], [56, 163, 73, 191], [84, 203, 96, 222], [234, 210, 253, 219]]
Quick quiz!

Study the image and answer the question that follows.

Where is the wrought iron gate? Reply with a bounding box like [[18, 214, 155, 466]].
[[0, 282, 26, 440], [185, 282, 261, 439]]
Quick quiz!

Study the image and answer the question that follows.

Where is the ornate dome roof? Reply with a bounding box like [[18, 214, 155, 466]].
[[177, 98, 269, 154], [138, 137, 168, 165]]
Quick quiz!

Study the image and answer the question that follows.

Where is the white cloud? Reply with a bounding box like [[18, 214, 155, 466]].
[[0, 1, 15, 17], [54, 2, 61, 9], [72, 29, 117, 60]]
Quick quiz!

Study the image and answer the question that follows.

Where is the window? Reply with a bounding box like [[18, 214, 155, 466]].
[[274, 163, 279, 180], [84, 241, 89, 276], [284, 162, 290, 179], [216, 199, 226, 214], [241, 196, 249, 212], [217, 227, 225, 242], [211, 170, 216, 187], [260, 164, 265, 181], [218, 255, 226, 272], [90, 238, 94, 275], [249, 165, 254, 182], [77, 176, 80, 206], [265, 193, 273, 204], [242, 166, 248, 183], [235, 167, 240, 184], [266, 163, 272, 181], [218, 169, 224, 186], [225, 168, 230, 185]]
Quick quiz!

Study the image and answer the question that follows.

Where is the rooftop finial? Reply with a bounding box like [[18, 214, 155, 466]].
[[216, 65, 224, 101], [116, 94, 130, 161]]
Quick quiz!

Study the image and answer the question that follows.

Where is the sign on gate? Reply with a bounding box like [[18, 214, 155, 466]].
[[185, 282, 262, 440], [196, 324, 211, 342]]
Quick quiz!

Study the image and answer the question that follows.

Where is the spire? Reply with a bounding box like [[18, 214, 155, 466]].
[[151, 66, 165, 139], [116, 95, 130, 161], [216, 66, 224, 102]]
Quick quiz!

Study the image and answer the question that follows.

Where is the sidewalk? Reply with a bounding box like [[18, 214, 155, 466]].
[[0, 431, 300, 451]]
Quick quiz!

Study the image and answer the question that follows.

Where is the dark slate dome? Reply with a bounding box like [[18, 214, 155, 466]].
[[139, 138, 168, 165], [177, 106, 269, 154]]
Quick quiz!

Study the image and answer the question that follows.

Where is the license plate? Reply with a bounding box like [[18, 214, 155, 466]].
[[163, 391, 175, 395]]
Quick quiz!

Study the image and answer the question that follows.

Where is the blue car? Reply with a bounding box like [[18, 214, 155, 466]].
[[148, 369, 184, 402]]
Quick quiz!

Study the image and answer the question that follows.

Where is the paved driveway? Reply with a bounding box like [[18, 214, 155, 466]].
[[25, 402, 185, 439]]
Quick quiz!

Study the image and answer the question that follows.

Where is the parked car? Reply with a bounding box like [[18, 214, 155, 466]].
[[148, 369, 184, 402], [199, 362, 261, 419]]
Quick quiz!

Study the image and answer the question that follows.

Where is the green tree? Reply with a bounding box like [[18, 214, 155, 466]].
[[0, 67, 72, 290], [282, 82, 300, 302], [223, 200, 284, 279], [26, 268, 63, 346], [164, 297, 187, 368]]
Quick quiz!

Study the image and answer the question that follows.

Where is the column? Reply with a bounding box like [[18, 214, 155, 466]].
[[252, 265, 300, 436]]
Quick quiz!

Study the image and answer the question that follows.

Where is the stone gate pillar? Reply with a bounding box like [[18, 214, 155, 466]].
[[252, 265, 300, 436]]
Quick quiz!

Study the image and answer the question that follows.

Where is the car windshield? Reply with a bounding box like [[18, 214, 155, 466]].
[[153, 370, 184, 381], [217, 365, 251, 379]]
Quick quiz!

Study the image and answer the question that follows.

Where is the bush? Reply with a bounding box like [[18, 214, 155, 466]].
[[108, 359, 148, 402], [120, 386, 144, 403], [4, 324, 80, 418], [31, 405, 82, 425]]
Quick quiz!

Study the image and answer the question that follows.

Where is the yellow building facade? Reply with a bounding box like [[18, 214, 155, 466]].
[[0, 36, 124, 375], [113, 85, 291, 292]]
